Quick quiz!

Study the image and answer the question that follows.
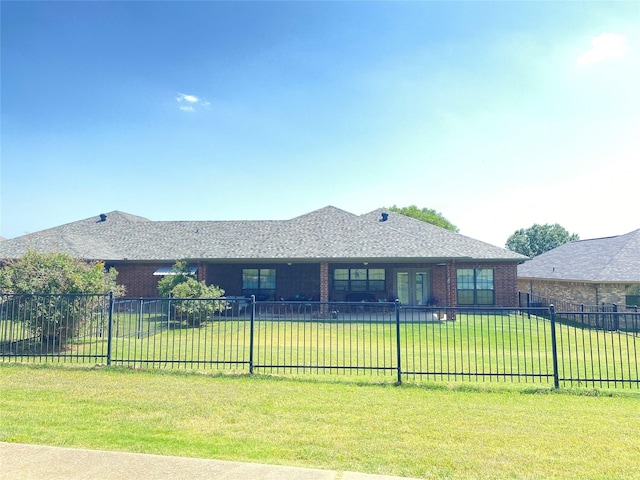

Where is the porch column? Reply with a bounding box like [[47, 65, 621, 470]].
[[197, 262, 207, 284], [320, 261, 329, 303], [447, 260, 456, 307]]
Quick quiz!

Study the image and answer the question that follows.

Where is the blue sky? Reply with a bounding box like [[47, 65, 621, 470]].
[[1, 1, 638, 247]]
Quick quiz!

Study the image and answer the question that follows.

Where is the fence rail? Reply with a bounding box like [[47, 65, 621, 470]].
[[1, 294, 639, 389]]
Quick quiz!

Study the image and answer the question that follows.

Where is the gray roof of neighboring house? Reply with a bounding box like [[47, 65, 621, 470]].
[[0, 206, 526, 263], [517, 228, 640, 283]]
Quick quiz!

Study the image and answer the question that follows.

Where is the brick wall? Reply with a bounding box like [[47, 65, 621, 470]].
[[207, 263, 320, 300], [113, 263, 165, 297], [517, 279, 637, 306], [431, 264, 449, 306], [112, 260, 520, 307], [495, 264, 519, 307]]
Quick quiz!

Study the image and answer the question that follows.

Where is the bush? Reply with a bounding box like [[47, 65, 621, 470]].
[[158, 261, 226, 327], [12, 294, 107, 347], [170, 278, 226, 326], [0, 250, 124, 347]]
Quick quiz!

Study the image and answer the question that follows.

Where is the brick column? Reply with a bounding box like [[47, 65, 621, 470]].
[[197, 262, 207, 284], [320, 262, 329, 303], [447, 260, 456, 307]]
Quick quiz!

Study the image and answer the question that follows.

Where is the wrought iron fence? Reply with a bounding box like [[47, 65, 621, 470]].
[[518, 291, 638, 313], [1, 293, 638, 389]]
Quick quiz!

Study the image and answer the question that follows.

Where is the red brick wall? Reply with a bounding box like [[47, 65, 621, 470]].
[[111, 260, 519, 307], [112, 263, 166, 297], [431, 264, 449, 306], [207, 263, 320, 300]]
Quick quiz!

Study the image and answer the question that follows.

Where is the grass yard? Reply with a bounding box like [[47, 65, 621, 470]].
[[1, 363, 639, 479]]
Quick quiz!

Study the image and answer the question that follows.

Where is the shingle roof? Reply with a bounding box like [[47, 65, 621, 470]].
[[0, 206, 526, 263], [517, 229, 640, 282]]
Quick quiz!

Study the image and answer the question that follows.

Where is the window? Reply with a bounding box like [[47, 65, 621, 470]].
[[333, 268, 385, 292], [626, 285, 640, 308], [242, 269, 276, 298], [457, 268, 494, 305], [627, 296, 640, 308]]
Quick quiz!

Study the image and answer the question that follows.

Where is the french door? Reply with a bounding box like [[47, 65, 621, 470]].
[[395, 269, 431, 306]]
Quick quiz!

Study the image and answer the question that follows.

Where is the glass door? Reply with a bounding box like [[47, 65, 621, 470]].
[[395, 270, 431, 305]]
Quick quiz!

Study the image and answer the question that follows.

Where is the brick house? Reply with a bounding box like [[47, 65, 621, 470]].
[[0, 206, 526, 307], [517, 228, 640, 308]]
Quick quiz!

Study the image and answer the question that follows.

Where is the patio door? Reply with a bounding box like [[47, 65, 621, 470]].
[[396, 270, 431, 305]]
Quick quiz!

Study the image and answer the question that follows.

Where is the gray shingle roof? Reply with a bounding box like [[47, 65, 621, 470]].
[[517, 229, 640, 282], [0, 206, 526, 263]]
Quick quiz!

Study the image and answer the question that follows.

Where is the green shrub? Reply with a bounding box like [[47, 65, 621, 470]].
[[170, 278, 226, 326], [0, 250, 124, 347], [158, 261, 226, 327]]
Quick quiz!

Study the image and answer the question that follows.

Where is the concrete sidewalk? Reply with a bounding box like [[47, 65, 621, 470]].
[[0, 443, 420, 480]]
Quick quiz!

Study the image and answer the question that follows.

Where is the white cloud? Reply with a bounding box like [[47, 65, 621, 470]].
[[177, 93, 199, 103], [577, 33, 628, 66], [176, 92, 210, 111]]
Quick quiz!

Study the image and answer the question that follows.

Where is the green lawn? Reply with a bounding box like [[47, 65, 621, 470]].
[[1, 364, 639, 479]]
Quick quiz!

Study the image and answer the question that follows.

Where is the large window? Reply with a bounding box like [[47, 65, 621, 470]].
[[457, 268, 494, 305], [333, 268, 386, 292], [242, 269, 276, 299]]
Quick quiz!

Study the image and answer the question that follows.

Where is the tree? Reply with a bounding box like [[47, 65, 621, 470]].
[[505, 224, 579, 258], [386, 205, 459, 232], [158, 261, 226, 326], [0, 249, 124, 347]]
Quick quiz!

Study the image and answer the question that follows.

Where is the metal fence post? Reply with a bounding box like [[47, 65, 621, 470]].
[[106, 292, 114, 366], [395, 299, 402, 385], [249, 295, 256, 375], [549, 305, 559, 389], [137, 298, 144, 339]]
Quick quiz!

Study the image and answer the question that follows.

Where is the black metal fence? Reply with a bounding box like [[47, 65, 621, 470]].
[[1, 293, 638, 389], [519, 291, 639, 313]]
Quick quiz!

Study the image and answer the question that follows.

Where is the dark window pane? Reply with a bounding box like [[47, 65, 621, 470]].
[[334, 280, 349, 291], [242, 269, 259, 289], [626, 295, 640, 307], [476, 290, 494, 305], [457, 269, 474, 289], [351, 269, 366, 280], [369, 269, 385, 280], [457, 290, 474, 305], [334, 269, 349, 280], [260, 269, 276, 289], [350, 281, 368, 291], [476, 269, 494, 289]]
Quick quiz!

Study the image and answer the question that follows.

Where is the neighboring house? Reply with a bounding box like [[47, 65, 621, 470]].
[[517, 229, 640, 308], [0, 206, 526, 306]]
